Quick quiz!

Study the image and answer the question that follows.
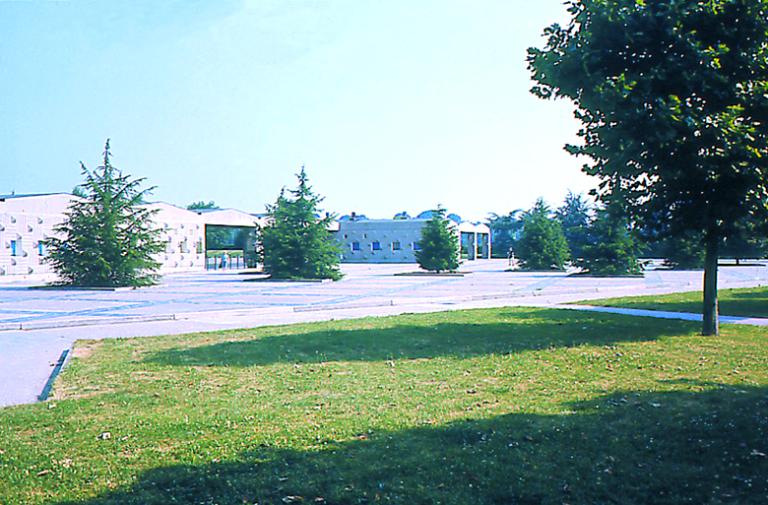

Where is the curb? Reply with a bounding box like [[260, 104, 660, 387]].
[[38, 348, 70, 402], [294, 300, 396, 313], [0, 314, 176, 332]]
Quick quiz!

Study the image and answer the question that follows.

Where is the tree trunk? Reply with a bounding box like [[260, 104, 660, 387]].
[[702, 235, 719, 336]]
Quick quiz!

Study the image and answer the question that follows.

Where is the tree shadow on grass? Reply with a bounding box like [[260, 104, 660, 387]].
[[55, 384, 768, 505], [715, 289, 768, 318], [147, 308, 696, 367], [729, 289, 768, 300]]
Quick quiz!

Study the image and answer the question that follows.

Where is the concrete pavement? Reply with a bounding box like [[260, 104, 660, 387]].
[[2, 260, 767, 407]]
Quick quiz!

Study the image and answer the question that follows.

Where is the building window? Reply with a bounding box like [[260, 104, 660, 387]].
[[392, 241, 401, 251], [10, 240, 18, 256], [351, 241, 360, 251], [412, 241, 421, 251], [371, 241, 381, 251], [38, 242, 46, 256]]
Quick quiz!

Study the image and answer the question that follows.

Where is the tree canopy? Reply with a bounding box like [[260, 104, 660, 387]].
[[261, 167, 342, 280], [43, 140, 163, 287], [487, 210, 523, 259], [416, 206, 460, 273], [187, 201, 218, 211], [529, 0, 768, 334], [555, 191, 592, 260]]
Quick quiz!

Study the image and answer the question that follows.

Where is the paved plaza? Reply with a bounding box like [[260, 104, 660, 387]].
[[2, 259, 767, 407]]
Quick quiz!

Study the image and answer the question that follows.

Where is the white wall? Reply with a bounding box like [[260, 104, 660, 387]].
[[0, 195, 263, 281]]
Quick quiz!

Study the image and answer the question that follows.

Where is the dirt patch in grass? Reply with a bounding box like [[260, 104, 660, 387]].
[[71, 340, 102, 361]]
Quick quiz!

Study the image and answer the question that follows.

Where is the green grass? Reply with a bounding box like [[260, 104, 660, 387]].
[[583, 285, 768, 318], [1, 307, 767, 504]]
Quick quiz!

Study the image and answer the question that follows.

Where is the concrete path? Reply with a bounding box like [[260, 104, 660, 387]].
[[2, 260, 767, 408], [552, 304, 768, 326]]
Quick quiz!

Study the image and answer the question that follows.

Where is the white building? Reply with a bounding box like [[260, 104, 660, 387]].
[[145, 202, 207, 274], [335, 218, 491, 263], [0, 193, 263, 282], [0, 193, 72, 278]]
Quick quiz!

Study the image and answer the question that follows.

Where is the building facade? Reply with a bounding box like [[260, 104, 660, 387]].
[[0, 193, 71, 278], [0, 194, 262, 282], [335, 218, 491, 263]]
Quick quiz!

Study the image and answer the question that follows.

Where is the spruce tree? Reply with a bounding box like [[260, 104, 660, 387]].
[[515, 199, 570, 270], [416, 206, 459, 273], [577, 207, 641, 276], [43, 140, 163, 287], [261, 167, 342, 280]]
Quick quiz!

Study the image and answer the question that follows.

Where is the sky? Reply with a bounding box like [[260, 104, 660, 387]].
[[0, 0, 594, 222]]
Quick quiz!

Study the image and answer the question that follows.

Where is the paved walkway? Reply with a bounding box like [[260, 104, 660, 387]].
[[553, 304, 768, 326], [2, 260, 767, 407]]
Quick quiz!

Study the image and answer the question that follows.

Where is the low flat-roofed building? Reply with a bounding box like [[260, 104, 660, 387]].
[[0, 193, 74, 278], [145, 202, 207, 273], [335, 217, 491, 263], [194, 208, 267, 228], [0, 194, 265, 282], [458, 221, 491, 260]]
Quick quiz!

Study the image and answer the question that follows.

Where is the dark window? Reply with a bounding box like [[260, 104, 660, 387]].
[[372, 241, 381, 251], [351, 241, 360, 251], [392, 241, 401, 251], [413, 241, 421, 251]]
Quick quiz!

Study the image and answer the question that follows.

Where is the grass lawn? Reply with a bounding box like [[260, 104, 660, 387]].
[[1, 307, 767, 504], [582, 285, 768, 318]]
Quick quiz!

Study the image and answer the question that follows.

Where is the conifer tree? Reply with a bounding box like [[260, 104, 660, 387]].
[[416, 206, 459, 273], [515, 199, 570, 270], [43, 140, 163, 287], [577, 207, 641, 276], [261, 167, 342, 280]]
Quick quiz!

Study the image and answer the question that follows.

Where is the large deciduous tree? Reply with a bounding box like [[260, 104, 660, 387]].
[[43, 140, 163, 287], [416, 206, 460, 273], [555, 191, 592, 260], [261, 167, 342, 280], [487, 210, 524, 259], [528, 0, 768, 335]]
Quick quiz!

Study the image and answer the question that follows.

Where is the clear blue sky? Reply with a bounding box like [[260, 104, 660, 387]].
[[1, 0, 593, 221]]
